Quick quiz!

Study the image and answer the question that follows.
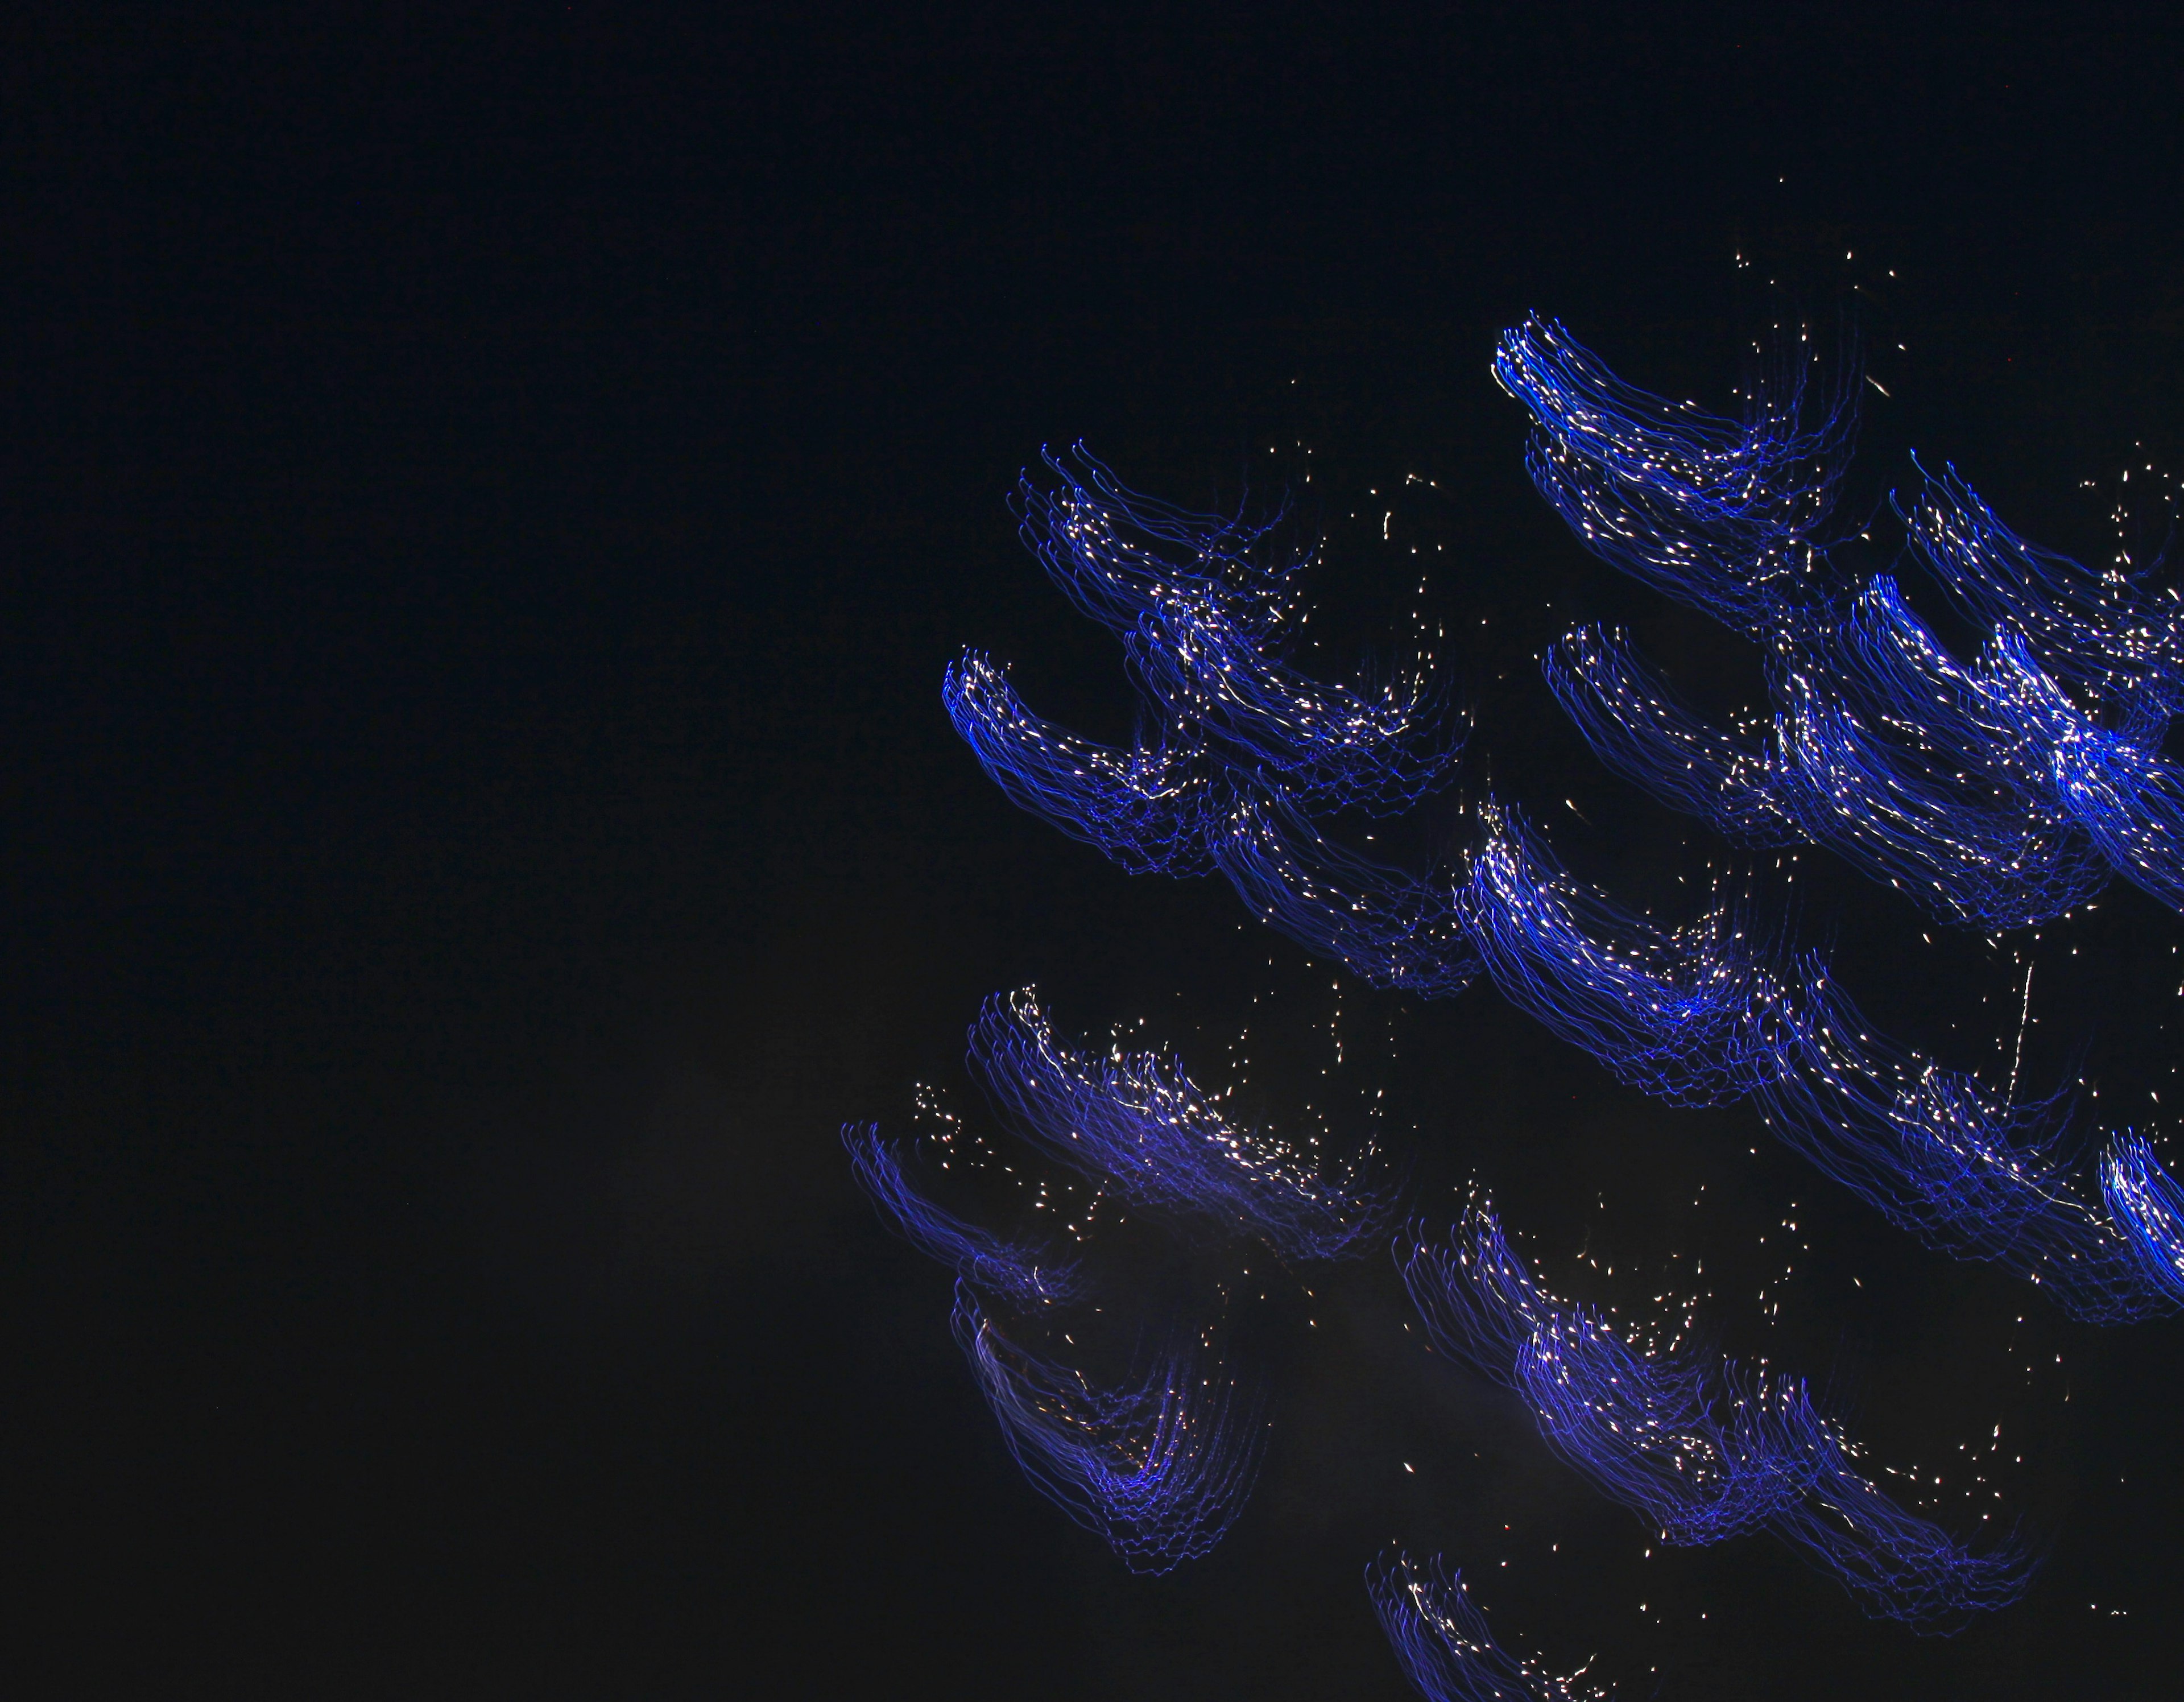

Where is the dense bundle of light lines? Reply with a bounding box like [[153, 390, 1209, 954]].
[[1013, 449, 1457, 809], [944, 654, 1217, 876], [1905, 460, 2184, 717], [1124, 576, 1461, 815], [1766, 642, 2107, 929], [1490, 313, 1859, 640], [1401, 1205, 1819, 1548], [1541, 625, 1798, 846], [968, 987, 1395, 1261], [1011, 445, 1309, 635], [1401, 1203, 2037, 1632], [2099, 1132, 2184, 1298], [1458, 803, 1786, 1106], [1366, 1548, 1605, 1702], [952, 1283, 1268, 1575], [1542, 613, 2108, 930], [1978, 630, 2184, 914]]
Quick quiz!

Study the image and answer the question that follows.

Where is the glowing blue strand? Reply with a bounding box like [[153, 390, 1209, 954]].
[[1013, 444, 1309, 634], [966, 988, 1395, 1262], [1546, 613, 2106, 928], [1401, 1209, 1819, 1547], [953, 450, 1465, 880], [942, 651, 1217, 875], [1773, 1437, 2040, 1633], [1492, 315, 1856, 529], [840, 1122, 1081, 1306], [1492, 315, 1857, 638], [1834, 578, 2063, 796], [1542, 627, 1799, 846], [1767, 646, 2107, 928], [1401, 1206, 2035, 1630], [951, 1282, 1268, 1574], [1458, 804, 1786, 1105], [1211, 787, 1483, 998], [1753, 957, 2177, 1324], [2099, 1133, 2184, 1300], [1013, 447, 1462, 813], [1846, 588, 2124, 883], [946, 647, 1478, 984], [1366, 1549, 1605, 1702], [1905, 461, 2184, 716], [1396, 1207, 1552, 1383], [1124, 580, 1461, 814], [1980, 632, 2184, 913], [1515, 1318, 1822, 1545]]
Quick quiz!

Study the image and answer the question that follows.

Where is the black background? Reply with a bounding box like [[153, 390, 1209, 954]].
[[10, 6, 2184, 1696]]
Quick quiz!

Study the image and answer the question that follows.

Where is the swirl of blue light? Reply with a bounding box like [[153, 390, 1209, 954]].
[[952, 446, 1468, 916], [840, 1122, 1082, 1307], [1542, 626, 1800, 846], [1458, 803, 1789, 1106], [1544, 612, 2108, 930], [1904, 460, 2184, 720], [1981, 631, 2184, 914], [1766, 641, 2107, 928], [1834, 577, 2065, 795], [1492, 315, 1859, 639], [1753, 956, 2183, 1324], [2100, 1133, 2184, 1296], [1771, 1436, 2043, 1633], [1366, 1548, 1605, 1702], [966, 988, 1396, 1262], [1211, 786, 1482, 998], [952, 1282, 1268, 1575], [1005, 444, 1461, 815], [1012, 444, 1311, 634], [1123, 578, 1461, 815], [1400, 1204, 2038, 1631], [1400, 1209, 1819, 1548], [1515, 1316, 1823, 1545], [942, 651, 1482, 985], [942, 651, 1217, 876]]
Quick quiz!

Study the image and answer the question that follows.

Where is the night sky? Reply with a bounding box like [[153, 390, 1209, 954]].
[[12, 8, 2184, 1697]]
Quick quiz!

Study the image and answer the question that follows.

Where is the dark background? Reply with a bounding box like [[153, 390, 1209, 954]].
[[9, 6, 2184, 1696]]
